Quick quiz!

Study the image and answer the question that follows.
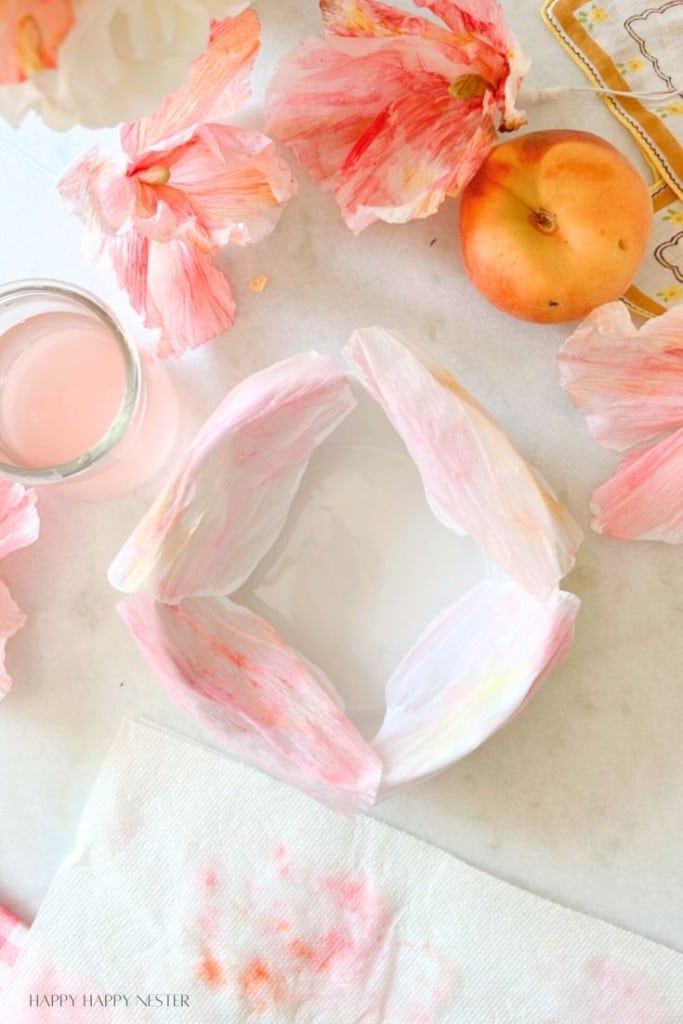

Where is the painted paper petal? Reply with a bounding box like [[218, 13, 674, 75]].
[[131, 125, 297, 250], [58, 149, 138, 236], [118, 593, 382, 814], [373, 581, 580, 793], [345, 328, 582, 598], [267, 36, 497, 233], [0, 0, 74, 84], [109, 353, 356, 598], [0, 577, 27, 700], [558, 302, 683, 453], [591, 426, 683, 542], [104, 234, 235, 358], [334, 89, 498, 234], [266, 0, 528, 231], [120, 10, 261, 158], [0, 479, 39, 559]]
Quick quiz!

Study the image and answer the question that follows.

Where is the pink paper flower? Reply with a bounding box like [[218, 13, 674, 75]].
[[0, 479, 39, 699], [0, 0, 74, 83], [59, 11, 296, 358], [265, 0, 530, 233], [0, 0, 252, 129], [557, 301, 683, 542]]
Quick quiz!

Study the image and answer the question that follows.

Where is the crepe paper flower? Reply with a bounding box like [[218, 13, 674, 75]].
[[118, 594, 383, 815], [58, 11, 296, 358], [110, 333, 580, 813], [0, 479, 39, 700], [345, 327, 583, 598], [558, 302, 683, 542], [265, 0, 530, 233], [108, 353, 356, 598], [0, 0, 252, 129], [374, 581, 579, 795], [0, 0, 74, 84]]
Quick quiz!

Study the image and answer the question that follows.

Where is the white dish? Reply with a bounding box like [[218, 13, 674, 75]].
[[236, 383, 492, 740]]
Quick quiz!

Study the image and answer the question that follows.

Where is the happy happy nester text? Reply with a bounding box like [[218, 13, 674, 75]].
[[29, 994, 189, 1009]]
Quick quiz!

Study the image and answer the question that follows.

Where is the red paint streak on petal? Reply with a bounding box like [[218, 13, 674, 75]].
[[204, 870, 219, 890]]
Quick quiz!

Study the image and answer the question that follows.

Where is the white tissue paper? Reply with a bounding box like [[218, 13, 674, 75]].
[[1, 722, 681, 1022], [109, 331, 582, 813]]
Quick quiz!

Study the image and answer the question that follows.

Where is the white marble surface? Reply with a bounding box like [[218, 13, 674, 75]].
[[0, 0, 682, 958]]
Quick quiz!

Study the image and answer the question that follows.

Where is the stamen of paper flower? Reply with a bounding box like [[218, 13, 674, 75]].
[[136, 165, 171, 186]]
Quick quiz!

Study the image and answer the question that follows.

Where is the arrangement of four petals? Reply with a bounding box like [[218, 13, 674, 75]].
[[108, 329, 582, 814]]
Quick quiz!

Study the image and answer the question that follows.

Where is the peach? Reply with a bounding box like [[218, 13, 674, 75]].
[[458, 129, 653, 324]]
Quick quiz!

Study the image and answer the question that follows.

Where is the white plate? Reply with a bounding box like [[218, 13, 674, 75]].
[[236, 382, 493, 740]]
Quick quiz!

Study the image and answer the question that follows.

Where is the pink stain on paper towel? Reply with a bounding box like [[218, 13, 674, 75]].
[[544, 954, 683, 1024], [193, 848, 461, 1020]]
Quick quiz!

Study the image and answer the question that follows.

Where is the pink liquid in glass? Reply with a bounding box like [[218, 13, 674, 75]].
[[0, 307, 178, 499], [0, 311, 127, 467]]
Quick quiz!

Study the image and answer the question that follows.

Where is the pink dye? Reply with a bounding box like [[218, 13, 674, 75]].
[[0, 312, 127, 467]]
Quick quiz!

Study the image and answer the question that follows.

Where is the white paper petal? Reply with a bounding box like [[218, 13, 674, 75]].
[[109, 352, 356, 601], [373, 581, 580, 794], [118, 594, 382, 814], [344, 327, 582, 598]]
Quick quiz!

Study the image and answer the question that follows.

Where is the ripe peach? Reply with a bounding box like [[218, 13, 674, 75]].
[[458, 129, 653, 324]]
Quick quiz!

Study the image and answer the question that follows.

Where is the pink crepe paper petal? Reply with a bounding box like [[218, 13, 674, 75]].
[[61, 126, 294, 357], [558, 302, 683, 453], [118, 594, 382, 815], [344, 327, 582, 599], [120, 10, 261, 157], [265, 0, 529, 232], [590, 426, 683, 542], [0, 480, 38, 699], [0, 479, 39, 559], [0, 578, 27, 700], [373, 581, 579, 794], [109, 353, 356, 600], [103, 233, 237, 358], [0, 0, 74, 84], [58, 9, 295, 357]]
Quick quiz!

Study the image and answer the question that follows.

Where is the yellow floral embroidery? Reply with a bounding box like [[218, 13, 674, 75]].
[[665, 100, 683, 116], [617, 56, 646, 74], [657, 285, 683, 303], [578, 5, 609, 30], [663, 208, 683, 224]]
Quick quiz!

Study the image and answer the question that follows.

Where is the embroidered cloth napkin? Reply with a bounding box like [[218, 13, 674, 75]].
[[1, 720, 681, 1021], [543, 0, 683, 317], [0, 906, 28, 993]]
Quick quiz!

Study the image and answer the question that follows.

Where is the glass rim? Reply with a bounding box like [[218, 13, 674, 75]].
[[0, 279, 141, 485]]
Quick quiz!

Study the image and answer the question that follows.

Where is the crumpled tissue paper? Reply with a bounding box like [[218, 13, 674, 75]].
[[1, 721, 681, 1022]]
